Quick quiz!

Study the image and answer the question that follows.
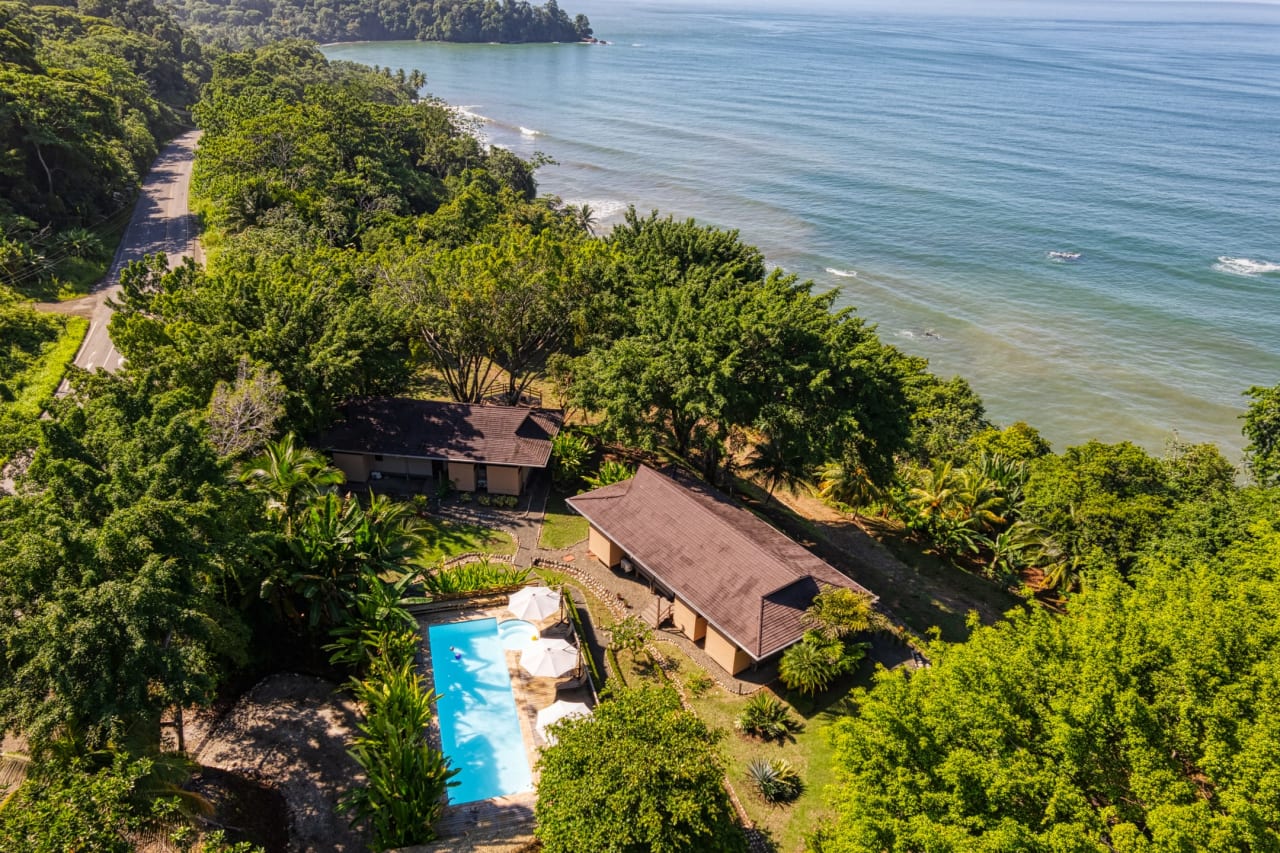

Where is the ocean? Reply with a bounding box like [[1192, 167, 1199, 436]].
[[321, 0, 1280, 458]]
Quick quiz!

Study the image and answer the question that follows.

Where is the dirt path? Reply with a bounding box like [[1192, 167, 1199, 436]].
[[187, 674, 368, 853], [741, 480, 1022, 642]]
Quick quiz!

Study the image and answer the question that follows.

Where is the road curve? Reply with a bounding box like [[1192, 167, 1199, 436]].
[[73, 130, 202, 374]]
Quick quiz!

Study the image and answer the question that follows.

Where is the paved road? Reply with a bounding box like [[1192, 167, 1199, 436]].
[[72, 130, 201, 373]]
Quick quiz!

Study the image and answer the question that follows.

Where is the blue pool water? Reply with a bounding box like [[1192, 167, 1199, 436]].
[[428, 618, 533, 804], [498, 619, 540, 651]]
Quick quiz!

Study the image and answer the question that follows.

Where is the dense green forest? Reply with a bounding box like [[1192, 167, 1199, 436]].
[[0, 0, 204, 299], [2, 10, 1279, 852], [166, 0, 593, 47]]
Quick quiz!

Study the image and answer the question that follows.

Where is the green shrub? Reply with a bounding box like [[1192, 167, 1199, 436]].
[[11, 315, 88, 417], [422, 560, 529, 596], [458, 491, 471, 503], [564, 595, 603, 688], [435, 478, 453, 500], [746, 758, 803, 804], [551, 431, 592, 489], [584, 459, 634, 489], [477, 494, 491, 507], [778, 632, 859, 696], [341, 659, 458, 848], [735, 692, 801, 741], [684, 671, 714, 697]]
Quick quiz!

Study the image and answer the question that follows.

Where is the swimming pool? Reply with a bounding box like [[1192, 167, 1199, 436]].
[[498, 619, 539, 651], [428, 618, 534, 804]]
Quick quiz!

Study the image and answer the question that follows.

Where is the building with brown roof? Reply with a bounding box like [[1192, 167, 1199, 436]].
[[567, 465, 875, 676], [320, 398, 563, 496]]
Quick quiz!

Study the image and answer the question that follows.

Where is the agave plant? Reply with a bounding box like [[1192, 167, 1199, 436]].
[[735, 693, 801, 742], [746, 757, 803, 804]]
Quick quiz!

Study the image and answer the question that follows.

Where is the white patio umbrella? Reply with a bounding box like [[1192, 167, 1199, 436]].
[[508, 586, 561, 622], [520, 638, 579, 678], [536, 700, 593, 742]]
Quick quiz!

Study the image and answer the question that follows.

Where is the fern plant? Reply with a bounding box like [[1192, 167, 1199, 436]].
[[584, 459, 635, 489]]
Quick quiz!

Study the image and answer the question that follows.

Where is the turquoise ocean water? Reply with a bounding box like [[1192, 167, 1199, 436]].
[[322, 0, 1280, 457]]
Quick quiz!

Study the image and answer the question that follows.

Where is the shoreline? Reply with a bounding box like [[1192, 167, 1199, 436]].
[[318, 25, 1275, 461]]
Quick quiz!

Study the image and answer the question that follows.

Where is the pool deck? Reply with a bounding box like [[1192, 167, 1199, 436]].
[[417, 602, 594, 846]]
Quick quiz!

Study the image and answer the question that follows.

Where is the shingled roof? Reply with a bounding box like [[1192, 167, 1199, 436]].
[[321, 398, 563, 468], [567, 465, 874, 660]]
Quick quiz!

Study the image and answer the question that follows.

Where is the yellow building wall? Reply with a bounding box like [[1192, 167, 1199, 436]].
[[378, 456, 409, 476], [587, 526, 623, 568], [704, 624, 752, 676], [449, 461, 476, 492], [404, 458, 434, 478], [488, 465, 521, 496], [331, 452, 370, 483], [672, 598, 707, 642]]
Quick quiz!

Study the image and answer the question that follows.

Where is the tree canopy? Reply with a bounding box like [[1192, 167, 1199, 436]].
[[0, 374, 255, 747], [166, 0, 592, 47], [559, 210, 917, 486], [0, 0, 204, 298], [535, 686, 746, 853], [814, 494, 1280, 852]]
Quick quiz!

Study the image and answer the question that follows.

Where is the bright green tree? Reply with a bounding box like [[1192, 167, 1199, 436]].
[[536, 686, 746, 853], [0, 376, 253, 749], [1242, 383, 1280, 486], [813, 508, 1280, 853]]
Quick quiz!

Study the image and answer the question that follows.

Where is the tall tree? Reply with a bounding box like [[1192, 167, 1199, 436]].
[[535, 686, 746, 853], [392, 224, 595, 403], [0, 375, 253, 748], [1242, 383, 1280, 487], [814, 509, 1280, 852]]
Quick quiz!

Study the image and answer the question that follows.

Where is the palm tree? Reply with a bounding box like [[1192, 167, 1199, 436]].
[[800, 588, 878, 639], [815, 457, 882, 510], [955, 467, 1008, 532], [778, 635, 848, 697], [905, 461, 963, 526], [742, 431, 811, 506], [362, 492, 429, 571], [240, 433, 344, 533], [573, 203, 597, 235]]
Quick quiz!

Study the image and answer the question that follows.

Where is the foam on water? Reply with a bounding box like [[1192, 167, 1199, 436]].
[[1214, 256, 1280, 277], [319, 6, 1280, 457], [455, 105, 490, 123], [561, 198, 630, 222], [520, 126, 542, 137]]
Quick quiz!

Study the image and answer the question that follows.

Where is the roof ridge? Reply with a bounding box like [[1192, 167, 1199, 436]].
[[638, 465, 810, 583]]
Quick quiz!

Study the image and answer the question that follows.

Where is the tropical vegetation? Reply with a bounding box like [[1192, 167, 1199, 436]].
[[4, 10, 1280, 853], [167, 0, 592, 47], [535, 686, 746, 853]]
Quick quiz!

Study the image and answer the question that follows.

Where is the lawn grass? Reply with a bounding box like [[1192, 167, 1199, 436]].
[[538, 492, 589, 551], [11, 315, 88, 417], [420, 518, 516, 563], [655, 644, 872, 853], [541, 571, 864, 853]]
